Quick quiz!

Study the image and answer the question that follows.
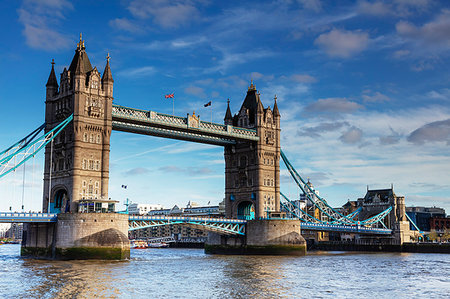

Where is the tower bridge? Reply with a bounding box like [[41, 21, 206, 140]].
[[0, 37, 413, 259]]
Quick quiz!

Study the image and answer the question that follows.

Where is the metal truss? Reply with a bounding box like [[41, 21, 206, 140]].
[[112, 104, 259, 145], [280, 192, 323, 223], [300, 222, 392, 235], [112, 120, 236, 146], [0, 114, 73, 179], [0, 212, 57, 223], [360, 206, 392, 225], [280, 150, 392, 228], [280, 150, 356, 225], [128, 215, 246, 235]]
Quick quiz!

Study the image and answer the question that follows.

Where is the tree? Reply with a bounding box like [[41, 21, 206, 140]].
[[428, 231, 438, 242]]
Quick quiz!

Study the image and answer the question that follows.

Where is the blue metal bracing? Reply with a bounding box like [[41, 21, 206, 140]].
[[128, 215, 246, 235], [0, 114, 73, 179], [300, 223, 392, 235], [280, 149, 392, 228], [0, 212, 57, 223], [280, 192, 323, 223], [405, 212, 424, 234], [111, 104, 259, 146]]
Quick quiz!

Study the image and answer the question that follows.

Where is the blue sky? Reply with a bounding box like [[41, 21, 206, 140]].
[[0, 0, 449, 213]]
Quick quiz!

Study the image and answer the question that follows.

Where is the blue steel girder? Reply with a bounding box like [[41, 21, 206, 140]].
[[128, 216, 246, 235], [0, 114, 73, 179], [111, 104, 259, 146], [280, 192, 323, 223], [280, 150, 356, 225], [280, 150, 394, 228], [300, 222, 392, 235]]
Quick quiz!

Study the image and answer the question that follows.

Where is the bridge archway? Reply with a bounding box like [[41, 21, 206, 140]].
[[51, 188, 69, 213], [237, 201, 255, 220]]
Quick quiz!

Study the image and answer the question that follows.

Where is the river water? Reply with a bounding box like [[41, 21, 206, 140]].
[[0, 244, 448, 298]]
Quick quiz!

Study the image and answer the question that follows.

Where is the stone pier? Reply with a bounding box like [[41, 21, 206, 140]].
[[21, 213, 130, 260], [205, 219, 306, 255]]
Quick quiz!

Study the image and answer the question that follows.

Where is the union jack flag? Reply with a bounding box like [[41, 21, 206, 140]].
[[165, 93, 174, 99]]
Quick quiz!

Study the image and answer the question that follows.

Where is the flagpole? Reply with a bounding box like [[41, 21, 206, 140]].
[[210, 102, 213, 124], [172, 98, 174, 116]]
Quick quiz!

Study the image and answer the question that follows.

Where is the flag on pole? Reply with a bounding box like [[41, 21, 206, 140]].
[[204, 101, 212, 107], [165, 93, 174, 99]]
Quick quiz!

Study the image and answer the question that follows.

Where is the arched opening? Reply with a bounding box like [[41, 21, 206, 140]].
[[51, 189, 69, 213], [237, 201, 255, 220]]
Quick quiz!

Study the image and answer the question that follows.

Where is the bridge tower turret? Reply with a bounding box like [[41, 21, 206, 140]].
[[42, 36, 113, 213], [224, 82, 281, 219]]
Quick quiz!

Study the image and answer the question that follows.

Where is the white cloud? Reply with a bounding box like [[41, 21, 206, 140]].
[[357, 0, 432, 17], [427, 88, 450, 101], [127, 0, 201, 29], [303, 98, 363, 115], [18, 0, 73, 50], [124, 167, 150, 176], [379, 127, 402, 145], [357, 1, 392, 17], [207, 49, 275, 73], [298, 121, 350, 138], [298, 0, 322, 12], [407, 119, 450, 145], [340, 126, 363, 144], [290, 74, 318, 83], [184, 86, 207, 99], [314, 28, 369, 58], [117, 66, 156, 77], [109, 18, 143, 33], [396, 10, 450, 53], [362, 91, 390, 103], [393, 49, 411, 59]]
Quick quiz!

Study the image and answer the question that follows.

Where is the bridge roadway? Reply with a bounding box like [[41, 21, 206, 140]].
[[111, 104, 259, 146], [0, 212, 392, 235]]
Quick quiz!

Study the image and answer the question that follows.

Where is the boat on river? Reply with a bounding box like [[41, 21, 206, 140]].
[[130, 240, 169, 249]]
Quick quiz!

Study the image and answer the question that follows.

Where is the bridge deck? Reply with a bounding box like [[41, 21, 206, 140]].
[[112, 104, 259, 146], [0, 213, 392, 235], [0, 212, 57, 223]]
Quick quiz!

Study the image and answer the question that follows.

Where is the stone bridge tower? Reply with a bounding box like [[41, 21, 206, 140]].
[[357, 187, 412, 244], [224, 82, 281, 219], [43, 36, 114, 213]]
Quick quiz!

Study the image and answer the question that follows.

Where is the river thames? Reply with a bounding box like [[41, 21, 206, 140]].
[[0, 244, 448, 298]]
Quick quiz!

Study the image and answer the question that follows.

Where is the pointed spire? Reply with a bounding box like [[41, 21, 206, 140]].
[[273, 94, 280, 117], [46, 59, 58, 88], [224, 98, 232, 122], [102, 52, 114, 83], [69, 34, 92, 76], [248, 79, 256, 91], [74, 52, 85, 75], [257, 96, 264, 113]]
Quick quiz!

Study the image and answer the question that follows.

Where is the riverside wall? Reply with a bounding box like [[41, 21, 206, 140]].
[[309, 241, 450, 254]]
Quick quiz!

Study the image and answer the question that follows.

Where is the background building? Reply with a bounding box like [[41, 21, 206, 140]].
[[128, 203, 164, 215], [406, 206, 446, 232], [129, 201, 225, 242]]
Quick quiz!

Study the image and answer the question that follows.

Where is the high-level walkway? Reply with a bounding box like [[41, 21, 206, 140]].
[[112, 104, 259, 146]]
